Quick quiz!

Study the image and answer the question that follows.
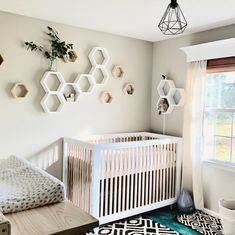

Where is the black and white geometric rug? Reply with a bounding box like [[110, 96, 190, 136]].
[[177, 210, 223, 235], [89, 216, 180, 235]]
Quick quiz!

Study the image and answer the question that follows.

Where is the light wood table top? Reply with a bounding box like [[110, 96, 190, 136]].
[[5, 201, 99, 235]]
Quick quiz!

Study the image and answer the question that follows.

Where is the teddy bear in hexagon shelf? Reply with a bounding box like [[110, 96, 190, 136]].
[[156, 75, 185, 115]]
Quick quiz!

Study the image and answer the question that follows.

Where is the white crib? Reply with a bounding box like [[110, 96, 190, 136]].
[[62, 132, 182, 224]]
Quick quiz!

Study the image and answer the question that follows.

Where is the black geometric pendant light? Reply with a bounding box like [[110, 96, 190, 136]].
[[158, 0, 187, 35]]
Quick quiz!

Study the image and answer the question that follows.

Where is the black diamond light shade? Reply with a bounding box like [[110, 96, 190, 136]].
[[158, 0, 187, 35]]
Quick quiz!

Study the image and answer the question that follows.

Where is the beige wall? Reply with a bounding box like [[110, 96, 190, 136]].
[[0, 11, 153, 172], [151, 24, 235, 212]]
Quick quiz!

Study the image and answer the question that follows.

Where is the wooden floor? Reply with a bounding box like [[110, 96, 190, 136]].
[[5, 201, 99, 235]]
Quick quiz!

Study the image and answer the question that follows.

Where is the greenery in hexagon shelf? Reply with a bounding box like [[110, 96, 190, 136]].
[[25, 26, 75, 70]]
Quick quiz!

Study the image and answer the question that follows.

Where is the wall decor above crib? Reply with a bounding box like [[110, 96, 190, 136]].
[[156, 75, 185, 115], [39, 47, 110, 113], [112, 65, 125, 79], [63, 49, 78, 63], [0, 54, 3, 66], [100, 91, 113, 104], [75, 74, 95, 93], [11, 82, 29, 99], [40, 71, 66, 113], [24, 26, 75, 71], [123, 83, 135, 95]]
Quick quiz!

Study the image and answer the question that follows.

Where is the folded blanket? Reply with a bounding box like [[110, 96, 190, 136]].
[[0, 155, 65, 214]]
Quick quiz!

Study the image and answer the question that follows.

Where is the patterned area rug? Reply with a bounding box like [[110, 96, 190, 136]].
[[177, 210, 223, 235], [89, 216, 180, 235]]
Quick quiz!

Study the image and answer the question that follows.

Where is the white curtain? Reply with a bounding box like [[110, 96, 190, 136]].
[[182, 60, 207, 210]]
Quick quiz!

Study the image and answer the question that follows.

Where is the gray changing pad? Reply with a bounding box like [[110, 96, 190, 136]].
[[0, 155, 65, 214]]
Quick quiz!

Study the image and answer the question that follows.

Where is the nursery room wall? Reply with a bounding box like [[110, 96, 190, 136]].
[[151, 24, 235, 213], [0, 11, 153, 176]]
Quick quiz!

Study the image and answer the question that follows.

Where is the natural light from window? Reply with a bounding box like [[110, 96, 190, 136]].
[[203, 71, 235, 164]]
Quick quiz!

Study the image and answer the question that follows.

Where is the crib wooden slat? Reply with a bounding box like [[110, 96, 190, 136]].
[[149, 145, 153, 204], [122, 149, 126, 211], [118, 149, 122, 213], [138, 147, 142, 207], [113, 150, 118, 213], [109, 150, 114, 214], [152, 145, 156, 203], [134, 147, 138, 208], [163, 144, 166, 201], [126, 150, 130, 210], [130, 148, 134, 209]]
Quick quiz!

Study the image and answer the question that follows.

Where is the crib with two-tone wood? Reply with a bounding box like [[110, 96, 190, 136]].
[[62, 132, 182, 224]]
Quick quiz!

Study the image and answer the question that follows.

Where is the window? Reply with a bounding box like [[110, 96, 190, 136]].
[[203, 57, 235, 165]]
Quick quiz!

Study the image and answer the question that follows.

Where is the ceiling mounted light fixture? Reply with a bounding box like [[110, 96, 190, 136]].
[[158, 0, 187, 35]]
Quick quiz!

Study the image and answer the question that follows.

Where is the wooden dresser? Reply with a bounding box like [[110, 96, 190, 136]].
[[5, 201, 99, 235]]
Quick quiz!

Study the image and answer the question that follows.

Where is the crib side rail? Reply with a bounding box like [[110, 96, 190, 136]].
[[87, 132, 181, 144], [97, 139, 182, 219], [62, 138, 95, 214]]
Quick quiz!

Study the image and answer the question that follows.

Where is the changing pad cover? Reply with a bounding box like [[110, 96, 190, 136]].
[[0, 155, 65, 214]]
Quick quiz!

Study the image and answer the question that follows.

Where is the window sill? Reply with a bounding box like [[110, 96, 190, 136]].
[[203, 160, 235, 173]]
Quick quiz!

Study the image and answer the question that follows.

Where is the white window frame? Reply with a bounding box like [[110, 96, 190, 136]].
[[202, 93, 235, 171], [180, 38, 235, 171]]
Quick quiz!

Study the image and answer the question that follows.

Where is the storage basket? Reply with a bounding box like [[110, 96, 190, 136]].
[[219, 198, 235, 235]]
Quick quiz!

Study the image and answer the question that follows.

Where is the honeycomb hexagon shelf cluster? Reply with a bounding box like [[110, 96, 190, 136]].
[[157, 79, 185, 114], [40, 47, 110, 113]]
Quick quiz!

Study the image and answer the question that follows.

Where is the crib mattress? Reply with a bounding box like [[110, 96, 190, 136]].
[[0, 155, 65, 214]]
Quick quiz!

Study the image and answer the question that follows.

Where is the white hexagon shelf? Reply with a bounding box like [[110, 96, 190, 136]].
[[167, 88, 185, 107], [41, 93, 65, 113], [88, 47, 110, 67], [89, 67, 109, 85], [11, 83, 29, 99], [157, 79, 175, 97], [41, 71, 65, 93], [61, 83, 80, 102], [156, 97, 174, 115], [112, 65, 125, 79], [100, 91, 113, 104], [75, 74, 95, 93]]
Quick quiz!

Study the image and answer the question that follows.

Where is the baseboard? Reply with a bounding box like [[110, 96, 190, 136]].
[[203, 208, 220, 218]]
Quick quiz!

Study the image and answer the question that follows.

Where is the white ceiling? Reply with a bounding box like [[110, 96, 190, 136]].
[[0, 0, 235, 42]]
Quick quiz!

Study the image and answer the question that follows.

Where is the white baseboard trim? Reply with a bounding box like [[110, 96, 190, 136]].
[[203, 208, 220, 218]]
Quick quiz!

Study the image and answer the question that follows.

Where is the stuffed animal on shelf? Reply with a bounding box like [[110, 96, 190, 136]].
[[157, 98, 169, 115]]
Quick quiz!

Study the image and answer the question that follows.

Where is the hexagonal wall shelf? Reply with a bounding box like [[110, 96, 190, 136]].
[[89, 47, 110, 67], [123, 83, 135, 95], [167, 88, 185, 106], [41, 71, 65, 92], [89, 67, 109, 85], [112, 65, 124, 79], [100, 91, 113, 104], [156, 97, 174, 115], [75, 74, 95, 93], [63, 50, 78, 63], [41, 93, 65, 113], [11, 83, 29, 99], [157, 79, 175, 97], [0, 54, 3, 66], [61, 83, 80, 102]]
